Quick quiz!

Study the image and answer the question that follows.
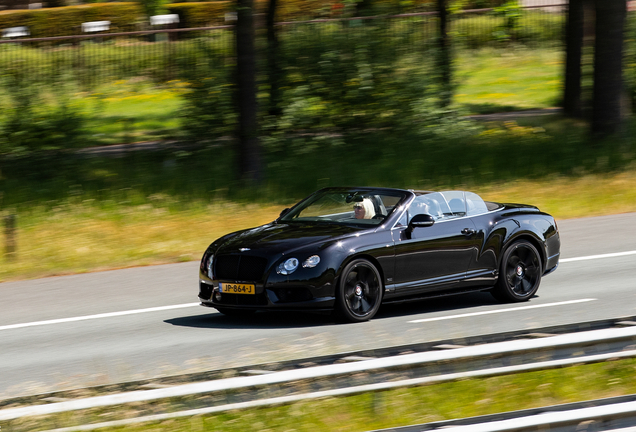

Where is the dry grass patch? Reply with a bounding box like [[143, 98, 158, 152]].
[[479, 170, 636, 219], [0, 202, 284, 282]]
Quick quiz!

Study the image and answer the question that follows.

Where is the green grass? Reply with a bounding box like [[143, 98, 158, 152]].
[[8, 358, 636, 432], [81, 80, 187, 145], [85, 93, 183, 145], [454, 46, 562, 114]]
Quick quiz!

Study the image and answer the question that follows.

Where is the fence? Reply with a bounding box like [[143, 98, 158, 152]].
[[0, 5, 565, 90]]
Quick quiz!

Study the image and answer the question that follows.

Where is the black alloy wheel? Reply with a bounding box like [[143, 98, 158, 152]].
[[492, 240, 542, 302], [336, 259, 383, 322]]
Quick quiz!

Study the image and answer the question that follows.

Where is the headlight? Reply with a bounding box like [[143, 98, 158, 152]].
[[277, 257, 299, 275], [303, 255, 320, 268]]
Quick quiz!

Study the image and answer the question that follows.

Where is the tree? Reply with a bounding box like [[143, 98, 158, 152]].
[[437, 0, 452, 108], [266, 0, 282, 117], [591, 0, 626, 137], [235, 0, 263, 184], [563, 0, 584, 117]]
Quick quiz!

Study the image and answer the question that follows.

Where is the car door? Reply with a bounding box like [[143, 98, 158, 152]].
[[391, 192, 480, 295]]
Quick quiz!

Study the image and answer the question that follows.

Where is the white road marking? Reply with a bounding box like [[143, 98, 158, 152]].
[[560, 250, 636, 263], [408, 299, 596, 324], [0, 303, 200, 332]]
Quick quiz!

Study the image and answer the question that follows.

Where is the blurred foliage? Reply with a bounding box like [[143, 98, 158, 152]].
[[624, 16, 636, 113], [177, 42, 237, 142], [0, 11, 562, 89], [0, 74, 87, 156], [0, 0, 543, 39], [178, 19, 483, 150], [165, 0, 436, 20], [0, 10, 577, 169], [0, 35, 235, 90], [266, 22, 439, 130], [166, 2, 230, 26], [453, 47, 561, 114], [1, 115, 634, 208], [140, 0, 168, 18], [491, 0, 523, 42], [450, 0, 509, 10], [451, 11, 562, 49]]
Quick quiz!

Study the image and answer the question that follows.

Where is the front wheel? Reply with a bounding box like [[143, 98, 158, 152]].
[[335, 259, 383, 323], [492, 240, 542, 302]]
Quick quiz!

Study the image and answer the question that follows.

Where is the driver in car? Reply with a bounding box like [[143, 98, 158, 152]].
[[353, 198, 376, 219]]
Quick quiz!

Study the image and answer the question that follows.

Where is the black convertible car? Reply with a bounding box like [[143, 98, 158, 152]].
[[199, 187, 560, 322]]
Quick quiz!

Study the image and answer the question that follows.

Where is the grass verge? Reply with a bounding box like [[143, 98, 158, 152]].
[[454, 46, 562, 114]]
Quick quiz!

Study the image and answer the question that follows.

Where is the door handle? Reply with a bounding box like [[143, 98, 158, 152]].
[[461, 228, 476, 236]]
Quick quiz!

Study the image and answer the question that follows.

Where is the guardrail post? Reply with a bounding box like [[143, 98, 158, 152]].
[[5, 212, 16, 261]]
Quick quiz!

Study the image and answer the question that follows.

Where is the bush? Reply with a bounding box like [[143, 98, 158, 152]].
[[177, 41, 237, 141], [166, 2, 230, 27], [451, 8, 562, 48], [0, 75, 87, 156], [164, 0, 436, 27]]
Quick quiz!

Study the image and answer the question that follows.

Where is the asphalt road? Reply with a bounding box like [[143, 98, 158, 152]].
[[1, 212, 636, 399]]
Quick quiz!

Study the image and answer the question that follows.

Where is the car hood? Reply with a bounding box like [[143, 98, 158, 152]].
[[215, 222, 365, 255]]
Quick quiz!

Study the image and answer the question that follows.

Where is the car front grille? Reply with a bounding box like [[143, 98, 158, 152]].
[[215, 254, 268, 282]]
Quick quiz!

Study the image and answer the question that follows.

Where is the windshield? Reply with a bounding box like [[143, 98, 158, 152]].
[[280, 188, 409, 226]]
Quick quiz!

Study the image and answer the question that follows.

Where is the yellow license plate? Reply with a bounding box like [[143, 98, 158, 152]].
[[220, 283, 255, 295]]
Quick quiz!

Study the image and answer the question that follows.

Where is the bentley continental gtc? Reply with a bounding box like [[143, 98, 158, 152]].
[[198, 187, 560, 322]]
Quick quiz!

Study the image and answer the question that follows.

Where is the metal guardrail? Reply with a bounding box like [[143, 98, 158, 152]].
[[4, 321, 636, 431]]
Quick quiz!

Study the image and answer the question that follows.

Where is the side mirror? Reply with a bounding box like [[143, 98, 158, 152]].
[[279, 208, 291, 218], [406, 214, 434, 238]]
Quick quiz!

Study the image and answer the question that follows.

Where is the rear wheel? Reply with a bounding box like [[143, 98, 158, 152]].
[[492, 240, 542, 302], [335, 259, 383, 322]]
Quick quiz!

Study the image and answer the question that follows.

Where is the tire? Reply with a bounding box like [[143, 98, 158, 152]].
[[335, 259, 383, 323], [492, 240, 542, 303], [215, 307, 256, 317]]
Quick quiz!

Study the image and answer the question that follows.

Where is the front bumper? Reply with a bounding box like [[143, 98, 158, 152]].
[[198, 280, 336, 312]]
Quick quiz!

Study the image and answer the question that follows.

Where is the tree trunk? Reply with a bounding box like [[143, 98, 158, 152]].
[[563, 0, 584, 117], [437, 0, 451, 108], [591, 0, 626, 138], [236, 0, 263, 184], [266, 0, 282, 117]]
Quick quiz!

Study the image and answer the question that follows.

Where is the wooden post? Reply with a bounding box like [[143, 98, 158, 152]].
[[5, 213, 16, 261]]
